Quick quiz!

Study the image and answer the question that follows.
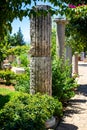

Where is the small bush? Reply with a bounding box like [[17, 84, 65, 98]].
[[19, 54, 29, 67], [14, 68, 30, 93], [12, 54, 29, 67], [15, 73, 30, 93], [52, 58, 77, 104], [7, 45, 29, 56], [0, 70, 16, 85], [0, 93, 63, 130]]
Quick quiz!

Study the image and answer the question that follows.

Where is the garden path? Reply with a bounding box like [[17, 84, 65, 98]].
[[56, 61, 87, 130]]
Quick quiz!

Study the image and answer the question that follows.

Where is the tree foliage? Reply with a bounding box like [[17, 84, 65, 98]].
[[0, 0, 63, 40], [0, 0, 29, 39], [65, 4, 87, 52], [1, 27, 25, 46], [62, 0, 86, 5]]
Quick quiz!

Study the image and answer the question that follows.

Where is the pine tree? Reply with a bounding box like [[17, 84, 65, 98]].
[[13, 27, 25, 46]]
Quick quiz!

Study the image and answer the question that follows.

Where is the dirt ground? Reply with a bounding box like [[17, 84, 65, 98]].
[[0, 84, 15, 91]]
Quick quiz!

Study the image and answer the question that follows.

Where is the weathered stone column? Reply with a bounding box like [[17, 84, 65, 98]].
[[73, 52, 78, 75], [65, 46, 72, 76], [65, 46, 72, 64], [30, 5, 52, 95], [81, 52, 84, 61], [54, 18, 67, 58]]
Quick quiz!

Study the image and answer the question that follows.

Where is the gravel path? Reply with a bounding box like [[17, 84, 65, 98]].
[[56, 61, 87, 130]]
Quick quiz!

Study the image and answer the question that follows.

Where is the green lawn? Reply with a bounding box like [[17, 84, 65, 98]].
[[0, 88, 19, 109]]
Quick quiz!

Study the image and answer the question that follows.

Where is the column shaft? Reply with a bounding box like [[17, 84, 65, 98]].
[[30, 5, 52, 95]]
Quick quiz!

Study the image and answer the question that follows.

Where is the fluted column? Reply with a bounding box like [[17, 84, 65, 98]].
[[55, 18, 67, 58], [30, 5, 52, 95]]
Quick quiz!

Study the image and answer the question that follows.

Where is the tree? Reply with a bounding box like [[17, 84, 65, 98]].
[[65, 4, 87, 53], [12, 27, 25, 46], [0, 28, 25, 46]]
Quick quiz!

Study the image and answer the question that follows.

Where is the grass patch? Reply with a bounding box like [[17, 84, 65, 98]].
[[0, 88, 11, 110], [0, 88, 20, 110], [0, 88, 13, 94]]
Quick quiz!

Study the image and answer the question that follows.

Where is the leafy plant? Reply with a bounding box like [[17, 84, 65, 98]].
[[0, 92, 63, 130], [52, 58, 77, 104], [51, 28, 56, 59], [19, 53, 29, 67], [65, 5, 87, 53], [0, 70, 16, 85], [0, 42, 10, 69], [14, 68, 30, 93], [7, 45, 29, 56]]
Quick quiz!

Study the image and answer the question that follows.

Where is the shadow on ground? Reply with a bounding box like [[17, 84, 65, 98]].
[[77, 84, 87, 96], [64, 101, 86, 118], [55, 84, 87, 130], [55, 123, 78, 130], [78, 63, 87, 67], [0, 95, 10, 109], [64, 85, 87, 117]]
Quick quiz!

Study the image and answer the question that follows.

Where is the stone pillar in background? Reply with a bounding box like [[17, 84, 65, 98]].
[[65, 46, 72, 76], [65, 46, 72, 64], [73, 52, 78, 75], [54, 18, 67, 58], [81, 52, 84, 61], [16, 57, 21, 67], [30, 5, 52, 95]]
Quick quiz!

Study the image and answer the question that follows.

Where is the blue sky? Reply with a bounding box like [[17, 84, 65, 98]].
[[11, 17, 30, 43]]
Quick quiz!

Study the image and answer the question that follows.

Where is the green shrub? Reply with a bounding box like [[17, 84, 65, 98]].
[[52, 58, 77, 104], [7, 45, 29, 56], [15, 73, 30, 93], [0, 70, 16, 85], [14, 68, 30, 93], [0, 93, 63, 130], [8, 45, 30, 67], [19, 53, 29, 67], [12, 54, 29, 67]]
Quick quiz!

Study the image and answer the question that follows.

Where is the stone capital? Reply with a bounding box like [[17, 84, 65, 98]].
[[54, 18, 68, 25]]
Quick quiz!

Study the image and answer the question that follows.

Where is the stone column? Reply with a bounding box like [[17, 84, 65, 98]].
[[73, 52, 78, 75], [30, 5, 52, 95], [81, 52, 84, 61], [65, 46, 72, 76], [54, 18, 67, 58], [65, 46, 72, 64]]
